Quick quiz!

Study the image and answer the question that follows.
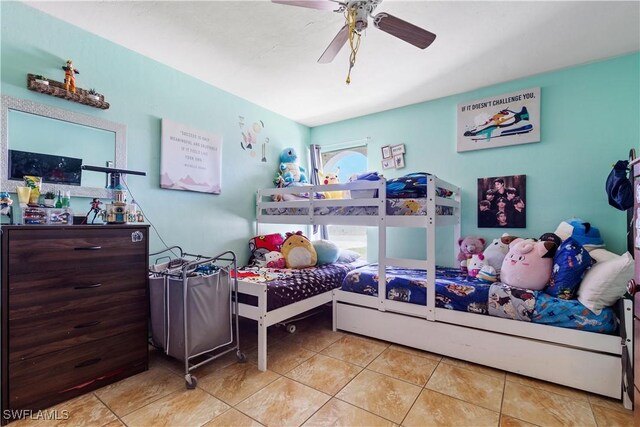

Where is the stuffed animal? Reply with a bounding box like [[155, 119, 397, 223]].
[[264, 251, 286, 269], [319, 169, 346, 199], [281, 231, 317, 268], [500, 238, 557, 290], [483, 233, 515, 275], [312, 239, 340, 265], [248, 233, 284, 266], [467, 253, 486, 278], [457, 236, 486, 274], [279, 147, 307, 184], [554, 218, 604, 251], [477, 265, 498, 283]]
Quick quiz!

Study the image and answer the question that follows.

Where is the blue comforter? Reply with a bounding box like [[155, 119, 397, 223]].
[[341, 264, 616, 333]]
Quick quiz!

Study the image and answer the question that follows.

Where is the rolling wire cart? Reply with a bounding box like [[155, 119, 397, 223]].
[[149, 246, 246, 389]]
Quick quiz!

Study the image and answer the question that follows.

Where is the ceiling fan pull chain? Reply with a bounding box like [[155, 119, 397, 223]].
[[345, 6, 360, 85]]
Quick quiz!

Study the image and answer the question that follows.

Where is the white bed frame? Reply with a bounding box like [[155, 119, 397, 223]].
[[239, 177, 633, 409]]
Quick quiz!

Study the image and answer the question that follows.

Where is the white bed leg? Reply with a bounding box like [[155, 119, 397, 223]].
[[258, 319, 268, 371], [332, 293, 338, 332]]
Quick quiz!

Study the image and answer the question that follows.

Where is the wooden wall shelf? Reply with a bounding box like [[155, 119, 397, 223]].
[[26, 73, 110, 110]]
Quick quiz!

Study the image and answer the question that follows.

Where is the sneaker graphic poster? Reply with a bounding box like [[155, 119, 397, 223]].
[[457, 87, 540, 152]]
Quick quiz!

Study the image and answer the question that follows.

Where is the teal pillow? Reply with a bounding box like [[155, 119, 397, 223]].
[[312, 240, 340, 265]]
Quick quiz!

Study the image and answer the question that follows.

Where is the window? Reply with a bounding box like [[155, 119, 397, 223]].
[[319, 145, 368, 258]]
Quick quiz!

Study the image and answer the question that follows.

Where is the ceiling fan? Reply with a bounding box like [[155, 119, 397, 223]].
[[272, 0, 437, 83]]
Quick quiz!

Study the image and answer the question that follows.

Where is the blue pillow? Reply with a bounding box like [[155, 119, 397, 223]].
[[545, 238, 592, 299], [312, 240, 340, 265], [336, 249, 361, 264]]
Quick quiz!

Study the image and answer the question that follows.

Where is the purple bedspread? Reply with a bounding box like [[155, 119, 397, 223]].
[[238, 262, 360, 311]]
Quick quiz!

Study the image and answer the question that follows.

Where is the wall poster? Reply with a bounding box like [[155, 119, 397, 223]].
[[477, 174, 526, 228], [457, 87, 540, 152], [160, 118, 222, 194]]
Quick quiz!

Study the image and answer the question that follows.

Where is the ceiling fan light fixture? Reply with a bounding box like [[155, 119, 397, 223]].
[[272, 0, 437, 83]]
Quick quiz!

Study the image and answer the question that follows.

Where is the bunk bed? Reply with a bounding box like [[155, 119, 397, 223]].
[[244, 175, 633, 409]]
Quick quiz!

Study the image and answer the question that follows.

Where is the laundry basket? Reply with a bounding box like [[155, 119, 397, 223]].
[[165, 268, 232, 360]]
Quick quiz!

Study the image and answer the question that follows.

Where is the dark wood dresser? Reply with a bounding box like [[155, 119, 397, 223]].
[[1, 225, 149, 424]]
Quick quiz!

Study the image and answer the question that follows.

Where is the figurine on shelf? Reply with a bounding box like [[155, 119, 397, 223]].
[[86, 197, 103, 224], [0, 191, 13, 215], [62, 59, 80, 93]]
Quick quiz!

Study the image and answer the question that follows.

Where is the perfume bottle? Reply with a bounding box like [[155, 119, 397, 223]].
[[55, 191, 63, 208], [62, 191, 71, 208]]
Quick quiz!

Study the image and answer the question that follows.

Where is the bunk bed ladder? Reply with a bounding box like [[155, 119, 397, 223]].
[[425, 175, 437, 321]]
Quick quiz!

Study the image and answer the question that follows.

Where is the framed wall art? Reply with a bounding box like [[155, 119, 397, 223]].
[[477, 174, 526, 228], [391, 144, 405, 156], [381, 145, 392, 159], [457, 87, 540, 152], [393, 154, 405, 169], [160, 118, 222, 194], [381, 158, 394, 169]]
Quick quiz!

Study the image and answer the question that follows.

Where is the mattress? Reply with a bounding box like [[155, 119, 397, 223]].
[[341, 264, 616, 333], [266, 198, 454, 216], [236, 261, 364, 311]]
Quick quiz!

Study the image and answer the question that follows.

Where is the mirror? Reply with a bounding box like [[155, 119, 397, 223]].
[[1, 95, 126, 198]]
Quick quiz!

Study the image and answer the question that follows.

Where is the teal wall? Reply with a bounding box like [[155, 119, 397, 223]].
[[1, 2, 310, 262], [311, 53, 640, 263], [2, 2, 639, 265]]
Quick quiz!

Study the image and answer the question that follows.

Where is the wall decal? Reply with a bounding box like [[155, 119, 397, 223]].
[[458, 87, 540, 152], [160, 118, 222, 194], [239, 115, 270, 162]]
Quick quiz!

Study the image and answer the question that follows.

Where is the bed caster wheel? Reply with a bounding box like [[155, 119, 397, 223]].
[[237, 352, 247, 363], [286, 324, 296, 334], [185, 374, 197, 389]]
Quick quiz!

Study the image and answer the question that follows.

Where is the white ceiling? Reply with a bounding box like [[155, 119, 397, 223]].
[[24, 1, 640, 127]]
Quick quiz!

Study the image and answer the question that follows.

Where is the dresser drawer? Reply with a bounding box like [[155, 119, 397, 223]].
[[7, 227, 147, 275], [9, 266, 147, 319], [10, 299, 147, 362], [9, 330, 147, 410]]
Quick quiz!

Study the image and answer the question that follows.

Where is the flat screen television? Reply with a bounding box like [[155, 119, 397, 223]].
[[8, 150, 82, 186]]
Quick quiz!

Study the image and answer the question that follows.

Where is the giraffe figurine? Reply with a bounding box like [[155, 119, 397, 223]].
[[62, 60, 80, 93]]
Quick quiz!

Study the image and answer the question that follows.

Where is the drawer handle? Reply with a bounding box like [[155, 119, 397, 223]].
[[75, 358, 102, 368], [74, 246, 102, 251], [74, 283, 102, 290], [74, 320, 101, 329]]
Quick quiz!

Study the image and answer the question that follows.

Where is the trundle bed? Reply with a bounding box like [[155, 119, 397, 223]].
[[243, 175, 633, 408]]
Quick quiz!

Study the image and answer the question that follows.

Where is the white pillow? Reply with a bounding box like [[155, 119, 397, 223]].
[[589, 249, 619, 263], [577, 252, 634, 314]]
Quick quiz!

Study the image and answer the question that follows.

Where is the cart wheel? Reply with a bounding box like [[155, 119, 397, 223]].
[[237, 352, 247, 363], [286, 324, 296, 334], [185, 374, 197, 389]]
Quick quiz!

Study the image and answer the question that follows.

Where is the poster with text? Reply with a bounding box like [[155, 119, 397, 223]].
[[477, 175, 526, 228], [457, 87, 540, 152], [160, 118, 222, 194]]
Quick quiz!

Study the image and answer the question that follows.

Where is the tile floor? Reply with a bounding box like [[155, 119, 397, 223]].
[[12, 309, 634, 427]]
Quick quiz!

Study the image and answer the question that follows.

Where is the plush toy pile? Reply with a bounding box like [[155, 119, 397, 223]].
[[458, 217, 634, 314], [247, 232, 343, 270]]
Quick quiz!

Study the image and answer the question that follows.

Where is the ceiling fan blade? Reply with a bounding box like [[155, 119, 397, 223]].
[[318, 25, 349, 63], [373, 13, 436, 49], [272, 0, 339, 11]]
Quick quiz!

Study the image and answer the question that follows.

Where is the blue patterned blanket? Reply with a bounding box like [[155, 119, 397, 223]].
[[341, 264, 616, 333]]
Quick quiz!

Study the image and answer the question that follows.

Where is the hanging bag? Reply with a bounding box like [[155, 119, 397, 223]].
[[606, 160, 633, 211]]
